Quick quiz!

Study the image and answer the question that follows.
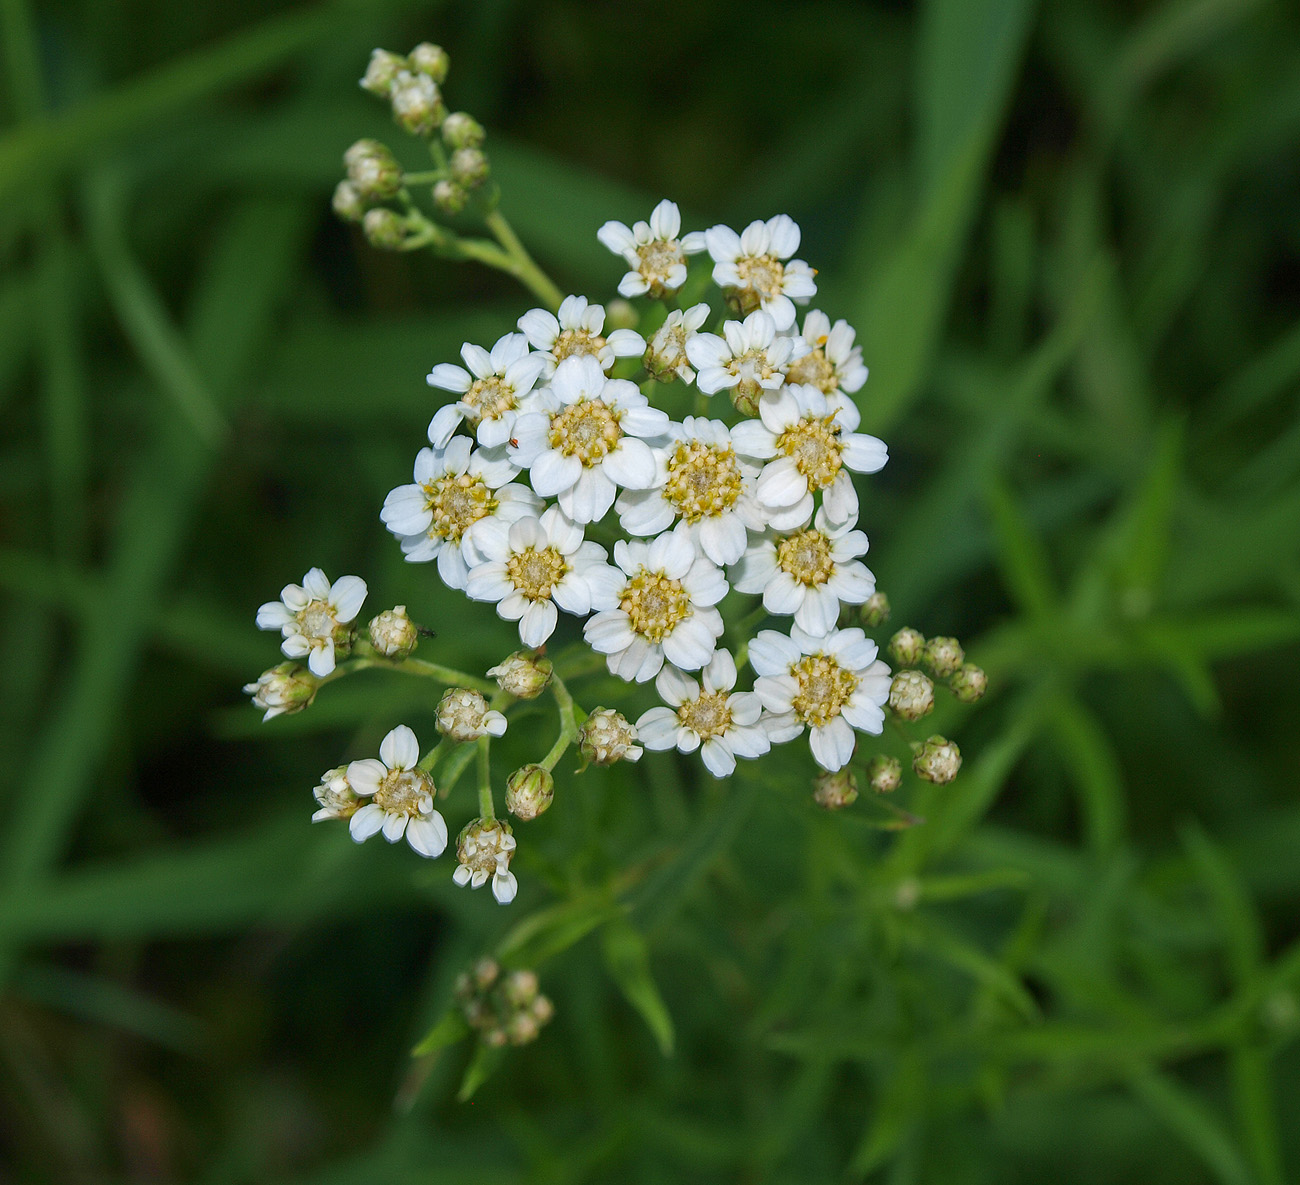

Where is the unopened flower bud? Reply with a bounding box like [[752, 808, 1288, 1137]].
[[407, 41, 449, 83], [453, 818, 517, 903], [889, 670, 935, 721], [605, 299, 638, 331], [506, 1011, 540, 1045], [578, 709, 643, 765], [531, 994, 555, 1025], [441, 111, 485, 149], [487, 651, 553, 699], [867, 754, 902, 794], [813, 768, 859, 810], [243, 662, 318, 720], [362, 207, 406, 250], [368, 605, 418, 658], [888, 627, 925, 667], [860, 591, 891, 628], [923, 636, 965, 679], [360, 48, 407, 96], [912, 735, 962, 784], [332, 180, 366, 222], [311, 765, 359, 821], [730, 383, 761, 417], [390, 70, 445, 137], [472, 958, 500, 989], [344, 138, 403, 201], [502, 969, 539, 1008], [437, 687, 508, 742], [483, 1026, 508, 1048], [450, 146, 489, 189], [432, 179, 467, 215], [505, 764, 554, 821], [949, 662, 987, 703]]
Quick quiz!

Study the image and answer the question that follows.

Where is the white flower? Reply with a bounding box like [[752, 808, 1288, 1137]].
[[731, 384, 888, 529], [426, 332, 548, 448], [732, 506, 875, 635], [597, 199, 707, 299], [311, 765, 359, 822], [686, 310, 806, 408], [615, 416, 764, 567], [256, 567, 368, 677], [243, 661, 318, 720], [749, 625, 892, 772], [453, 818, 518, 904], [381, 435, 541, 589], [704, 215, 817, 330], [645, 304, 710, 383], [517, 294, 645, 377], [635, 650, 770, 778], [583, 531, 726, 683], [508, 355, 669, 524], [465, 505, 622, 646], [436, 687, 509, 742], [346, 726, 448, 857], [783, 310, 868, 396]]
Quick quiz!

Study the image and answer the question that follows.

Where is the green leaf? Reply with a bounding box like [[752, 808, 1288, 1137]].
[[848, 1051, 925, 1178], [411, 1009, 470, 1058], [1128, 1067, 1253, 1185], [985, 477, 1058, 618], [1049, 694, 1126, 853], [495, 892, 623, 969], [601, 922, 675, 1056], [456, 1041, 505, 1102]]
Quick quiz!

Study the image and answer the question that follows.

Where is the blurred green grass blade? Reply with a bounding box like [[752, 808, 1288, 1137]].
[[985, 478, 1059, 618], [1129, 1067, 1253, 1185], [1101, 416, 1184, 601], [1137, 610, 1300, 663], [913, 868, 1031, 902], [410, 1009, 469, 1058], [85, 169, 228, 447], [849, 1052, 925, 1179], [601, 922, 674, 1056], [495, 892, 623, 968], [851, 0, 1035, 435], [1050, 695, 1126, 853], [1204, 317, 1300, 434], [1230, 1047, 1286, 1185], [456, 1041, 504, 1102], [904, 914, 1040, 1021], [0, 5, 340, 205], [1181, 825, 1263, 988]]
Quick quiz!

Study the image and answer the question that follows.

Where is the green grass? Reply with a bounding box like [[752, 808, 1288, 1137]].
[[2, 0, 1299, 1181]]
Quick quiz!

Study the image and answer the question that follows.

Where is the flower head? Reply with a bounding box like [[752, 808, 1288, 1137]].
[[453, 817, 518, 903], [645, 304, 711, 384], [426, 332, 548, 448], [750, 625, 892, 772], [517, 295, 644, 377], [635, 650, 770, 778], [577, 709, 642, 765], [346, 726, 447, 857], [704, 215, 817, 330], [255, 568, 368, 677], [784, 310, 868, 396], [686, 310, 805, 414], [597, 200, 707, 299], [312, 765, 360, 821], [244, 661, 319, 720], [436, 687, 508, 742]]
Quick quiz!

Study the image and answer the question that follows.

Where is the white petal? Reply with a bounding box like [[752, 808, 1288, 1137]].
[[636, 707, 682, 748], [307, 640, 335, 678], [349, 803, 386, 843], [702, 649, 738, 692], [655, 662, 700, 707], [602, 437, 658, 489], [406, 814, 448, 858], [519, 598, 559, 646], [530, 449, 583, 497], [492, 869, 518, 904], [809, 717, 856, 771], [700, 738, 736, 778], [329, 575, 368, 623], [380, 725, 420, 770]]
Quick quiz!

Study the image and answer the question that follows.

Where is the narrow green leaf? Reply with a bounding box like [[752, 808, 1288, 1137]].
[[1049, 695, 1126, 853], [457, 1041, 505, 1102], [495, 892, 623, 968], [849, 1052, 925, 1178], [601, 922, 675, 1056], [985, 477, 1058, 617], [411, 1009, 470, 1058], [903, 915, 1041, 1022], [1129, 1067, 1253, 1185], [1180, 825, 1263, 990]]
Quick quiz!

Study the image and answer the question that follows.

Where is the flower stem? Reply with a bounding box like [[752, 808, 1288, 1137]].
[[539, 669, 583, 772], [485, 209, 564, 312], [476, 736, 495, 820]]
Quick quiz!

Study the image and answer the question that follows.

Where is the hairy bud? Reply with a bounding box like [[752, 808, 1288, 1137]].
[[367, 605, 418, 658], [505, 764, 554, 821], [949, 662, 988, 703], [578, 709, 642, 765], [912, 735, 962, 784], [344, 138, 403, 201], [390, 70, 445, 137], [432, 179, 467, 216], [860, 591, 891, 628], [813, 768, 859, 810], [867, 754, 902, 794], [450, 146, 490, 189], [888, 627, 926, 667], [923, 636, 965, 679], [441, 111, 485, 150], [436, 687, 508, 742], [331, 180, 366, 223], [487, 651, 553, 699], [244, 662, 318, 721], [888, 670, 935, 721], [362, 207, 406, 250], [360, 48, 407, 96], [407, 42, 449, 84]]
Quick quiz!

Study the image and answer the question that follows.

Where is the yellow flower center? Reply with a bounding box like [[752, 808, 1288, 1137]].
[[790, 653, 858, 728], [297, 601, 338, 639], [621, 567, 693, 642], [776, 415, 843, 491], [785, 348, 837, 393], [732, 253, 786, 309], [777, 529, 835, 586], [678, 690, 733, 739], [548, 398, 623, 465], [375, 767, 434, 817], [662, 441, 743, 523], [552, 327, 607, 362], [462, 375, 517, 421], [422, 472, 497, 541], [635, 240, 686, 294], [457, 820, 513, 875], [506, 545, 568, 601]]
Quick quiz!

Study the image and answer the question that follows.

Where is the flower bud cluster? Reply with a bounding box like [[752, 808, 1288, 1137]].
[[886, 628, 987, 712], [455, 960, 555, 1047]]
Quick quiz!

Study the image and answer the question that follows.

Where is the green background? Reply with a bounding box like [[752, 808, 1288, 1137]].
[[2, 0, 1299, 1181]]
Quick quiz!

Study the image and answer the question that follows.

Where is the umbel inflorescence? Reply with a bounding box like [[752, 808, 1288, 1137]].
[[244, 43, 987, 916]]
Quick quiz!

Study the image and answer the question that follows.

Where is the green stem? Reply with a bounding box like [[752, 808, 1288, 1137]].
[[401, 169, 446, 185], [539, 669, 583, 772], [324, 654, 495, 694], [485, 208, 564, 311], [418, 735, 453, 773], [476, 736, 495, 820]]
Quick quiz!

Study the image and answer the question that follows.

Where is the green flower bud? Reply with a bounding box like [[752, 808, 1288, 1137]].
[[487, 651, 553, 699], [331, 180, 366, 223], [888, 627, 925, 667], [860, 591, 891, 628], [450, 146, 490, 189], [344, 138, 403, 201], [813, 768, 859, 810], [923, 636, 965, 679], [505, 764, 554, 821], [390, 70, 445, 137], [912, 735, 961, 784], [578, 709, 642, 765], [867, 754, 902, 794], [432, 178, 468, 216], [360, 48, 407, 97], [730, 379, 762, 417], [502, 969, 539, 1008], [243, 662, 319, 720], [407, 41, 449, 83], [888, 669, 934, 721], [949, 662, 988, 704], [441, 111, 485, 149], [362, 207, 406, 250], [367, 605, 418, 658]]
